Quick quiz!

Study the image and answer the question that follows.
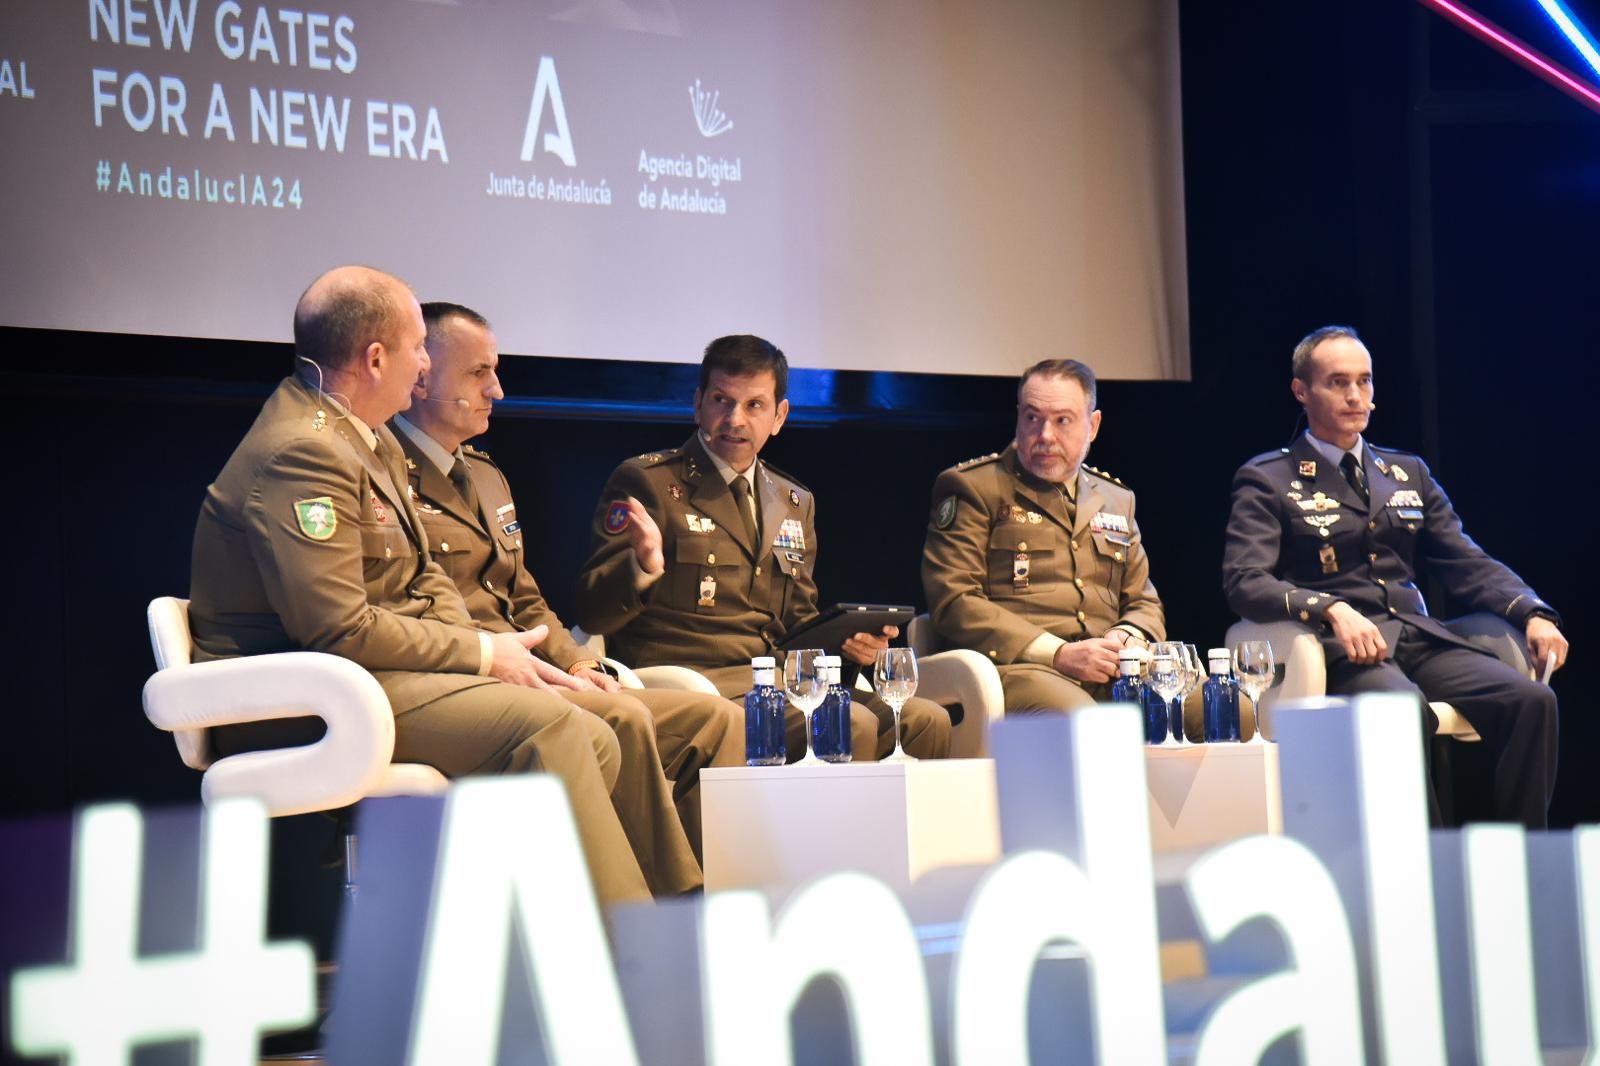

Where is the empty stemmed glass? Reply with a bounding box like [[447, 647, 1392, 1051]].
[[1147, 643, 1186, 745], [1232, 640, 1276, 743], [1172, 643, 1203, 744], [873, 647, 919, 763], [784, 648, 829, 765]]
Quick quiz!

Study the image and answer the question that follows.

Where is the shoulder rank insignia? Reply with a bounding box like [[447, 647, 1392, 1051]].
[[1083, 464, 1126, 488], [955, 452, 1000, 471]]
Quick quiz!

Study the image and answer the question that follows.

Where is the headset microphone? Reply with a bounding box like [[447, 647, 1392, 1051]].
[[1368, 401, 1377, 411], [422, 396, 472, 408]]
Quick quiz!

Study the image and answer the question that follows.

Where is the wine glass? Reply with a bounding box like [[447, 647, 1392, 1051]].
[[1232, 640, 1276, 744], [873, 647, 920, 764], [1147, 643, 1185, 745], [784, 648, 829, 765]]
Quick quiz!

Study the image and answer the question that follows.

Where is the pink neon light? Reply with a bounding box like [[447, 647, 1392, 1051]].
[[1417, 0, 1600, 114]]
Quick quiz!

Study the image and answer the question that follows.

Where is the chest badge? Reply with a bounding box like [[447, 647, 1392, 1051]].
[[1319, 543, 1338, 574], [369, 489, 389, 524], [1303, 514, 1341, 537], [698, 573, 717, 608], [669, 484, 683, 500], [774, 518, 806, 551], [1299, 460, 1317, 478], [1392, 465, 1410, 483]]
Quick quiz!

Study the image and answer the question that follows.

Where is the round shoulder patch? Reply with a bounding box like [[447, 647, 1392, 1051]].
[[934, 495, 957, 529], [603, 500, 630, 535]]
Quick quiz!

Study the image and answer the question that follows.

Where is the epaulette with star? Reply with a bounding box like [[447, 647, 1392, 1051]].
[[626, 447, 682, 467], [1083, 464, 1128, 489], [955, 452, 1001, 471], [463, 443, 492, 461]]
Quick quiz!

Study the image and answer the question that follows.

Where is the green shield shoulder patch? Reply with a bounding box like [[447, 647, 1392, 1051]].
[[295, 497, 339, 540]]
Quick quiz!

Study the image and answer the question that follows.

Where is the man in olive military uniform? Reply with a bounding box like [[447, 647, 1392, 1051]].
[[922, 359, 1166, 713], [575, 335, 951, 761], [391, 302, 744, 875], [1223, 325, 1566, 827], [189, 266, 655, 906]]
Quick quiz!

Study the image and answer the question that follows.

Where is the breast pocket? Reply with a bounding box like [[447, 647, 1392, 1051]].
[[358, 521, 412, 593], [987, 523, 1056, 596], [675, 534, 739, 612], [420, 518, 476, 580], [769, 547, 806, 619]]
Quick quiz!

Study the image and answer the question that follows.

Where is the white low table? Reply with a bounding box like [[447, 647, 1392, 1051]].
[[701, 759, 1002, 895], [1144, 741, 1282, 852]]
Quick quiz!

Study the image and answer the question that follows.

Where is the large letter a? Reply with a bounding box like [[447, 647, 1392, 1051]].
[[520, 55, 576, 166]]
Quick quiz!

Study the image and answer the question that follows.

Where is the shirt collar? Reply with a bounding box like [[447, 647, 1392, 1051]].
[[316, 387, 378, 452], [1305, 430, 1365, 470], [699, 434, 761, 487], [392, 414, 463, 476]]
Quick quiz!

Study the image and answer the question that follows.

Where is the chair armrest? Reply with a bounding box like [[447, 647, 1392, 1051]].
[[1224, 620, 1326, 701], [632, 665, 722, 695], [604, 657, 645, 690], [916, 649, 1005, 759], [142, 651, 398, 818], [1445, 613, 1535, 679]]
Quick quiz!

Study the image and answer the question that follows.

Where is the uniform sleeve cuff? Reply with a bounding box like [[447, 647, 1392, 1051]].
[[1111, 624, 1150, 646], [1022, 632, 1066, 667], [477, 632, 493, 676]]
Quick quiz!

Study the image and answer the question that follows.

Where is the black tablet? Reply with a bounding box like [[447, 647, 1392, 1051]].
[[776, 603, 916, 654]]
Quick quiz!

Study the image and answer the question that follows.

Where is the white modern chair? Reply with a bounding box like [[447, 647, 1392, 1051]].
[[1223, 612, 1538, 743], [143, 597, 449, 819], [569, 626, 720, 695], [904, 614, 1008, 758]]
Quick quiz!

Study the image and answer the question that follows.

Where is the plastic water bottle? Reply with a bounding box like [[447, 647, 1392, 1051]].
[[812, 655, 853, 763], [744, 656, 787, 765], [1201, 648, 1240, 742]]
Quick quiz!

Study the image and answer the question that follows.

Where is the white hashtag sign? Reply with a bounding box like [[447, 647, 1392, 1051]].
[[8, 800, 315, 1065]]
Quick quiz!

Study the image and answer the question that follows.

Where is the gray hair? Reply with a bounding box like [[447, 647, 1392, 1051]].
[[1017, 358, 1097, 411]]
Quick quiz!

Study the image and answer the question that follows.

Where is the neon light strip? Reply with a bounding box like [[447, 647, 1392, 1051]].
[[1536, 0, 1600, 79], [1416, 0, 1600, 114]]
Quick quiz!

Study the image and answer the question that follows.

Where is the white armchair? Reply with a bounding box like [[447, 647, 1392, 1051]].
[[905, 614, 1007, 758], [568, 626, 721, 695], [143, 597, 448, 818], [1223, 612, 1538, 743]]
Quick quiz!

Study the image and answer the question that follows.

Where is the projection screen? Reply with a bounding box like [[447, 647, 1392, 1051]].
[[0, 0, 1188, 378]]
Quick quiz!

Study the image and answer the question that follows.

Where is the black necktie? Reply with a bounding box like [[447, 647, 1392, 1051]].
[[1340, 452, 1369, 505], [450, 458, 483, 520], [732, 474, 759, 546]]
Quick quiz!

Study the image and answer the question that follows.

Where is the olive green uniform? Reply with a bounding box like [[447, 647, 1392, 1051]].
[[921, 444, 1166, 713], [393, 422, 742, 876], [189, 377, 650, 905], [576, 434, 950, 760]]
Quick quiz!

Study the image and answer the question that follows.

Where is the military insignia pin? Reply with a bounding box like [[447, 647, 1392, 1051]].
[[1299, 460, 1317, 478], [1319, 543, 1338, 574], [604, 501, 630, 535], [369, 489, 388, 524], [698, 574, 717, 608], [294, 497, 338, 540], [1304, 514, 1340, 537], [789, 489, 800, 507], [934, 496, 956, 529], [775, 518, 806, 550], [1290, 480, 1303, 490], [669, 484, 683, 500], [1392, 466, 1409, 482]]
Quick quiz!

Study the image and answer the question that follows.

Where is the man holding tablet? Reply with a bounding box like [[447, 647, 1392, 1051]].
[[575, 335, 950, 761]]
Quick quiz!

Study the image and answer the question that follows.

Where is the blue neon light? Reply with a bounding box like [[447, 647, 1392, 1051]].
[[1536, 0, 1600, 79]]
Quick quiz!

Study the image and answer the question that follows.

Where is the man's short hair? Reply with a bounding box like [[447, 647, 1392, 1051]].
[[700, 335, 788, 402], [1292, 325, 1362, 382], [421, 301, 491, 351], [293, 270, 407, 372], [1018, 358, 1097, 411]]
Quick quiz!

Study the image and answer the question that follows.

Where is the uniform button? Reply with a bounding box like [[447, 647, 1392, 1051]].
[[1388, 607, 1398, 615], [1369, 521, 1377, 530], [1114, 551, 1124, 562], [1071, 540, 1079, 550], [385, 546, 392, 558], [1076, 610, 1086, 621], [1376, 578, 1386, 586], [708, 553, 717, 565], [1369, 552, 1378, 562], [988, 649, 998, 658], [439, 541, 450, 552], [755, 565, 762, 576], [1017, 541, 1028, 552], [1074, 578, 1084, 589], [516, 539, 523, 549], [484, 579, 495, 590]]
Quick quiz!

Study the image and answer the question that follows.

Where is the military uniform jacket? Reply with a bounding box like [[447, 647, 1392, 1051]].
[[395, 432, 591, 671], [189, 377, 489, 714], [574, 434, 818, 670], [921, 444, 1165, 664], [1222, 435, 1558, 654]]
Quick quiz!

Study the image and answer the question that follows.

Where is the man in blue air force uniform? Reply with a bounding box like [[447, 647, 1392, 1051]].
[[1222, 325, 1567, 827]]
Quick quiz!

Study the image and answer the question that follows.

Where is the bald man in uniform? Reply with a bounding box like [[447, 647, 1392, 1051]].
[[922, 359, 1166, 713], [575, 334, 950, 761], [390, 301, 743, 868], [190, 265, 660, 905]]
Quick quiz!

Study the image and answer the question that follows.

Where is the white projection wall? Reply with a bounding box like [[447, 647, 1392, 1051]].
[[0, 0, 1188, 378]]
